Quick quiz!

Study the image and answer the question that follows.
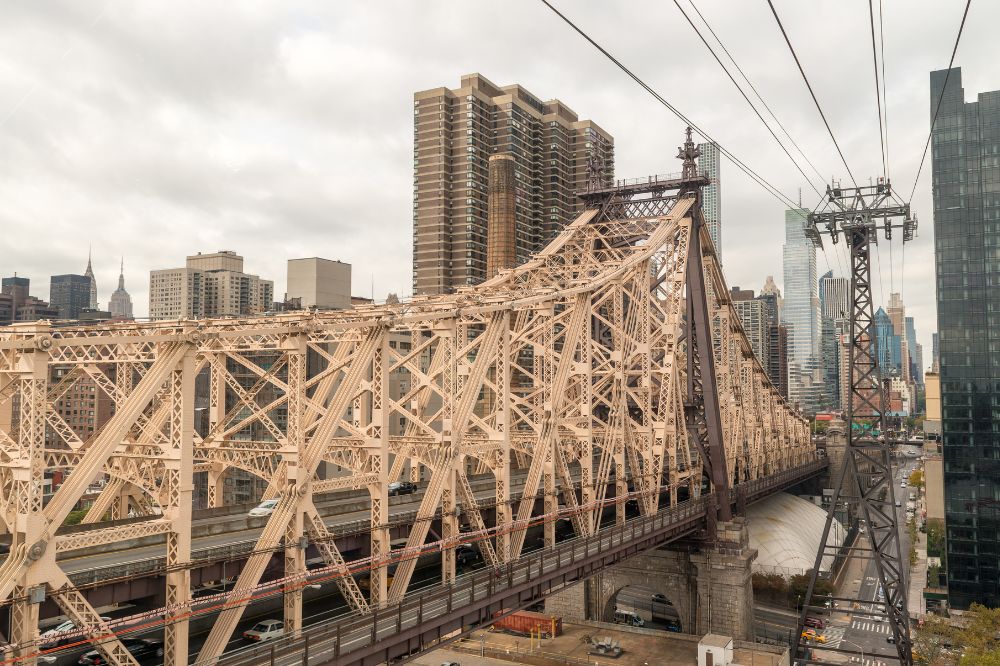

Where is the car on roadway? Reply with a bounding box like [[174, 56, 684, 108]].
[[456, 544, 478, 566], [613, 609, 645, 627], [895, 500, 902, 507], [41, 617, 112, 648], [801, 629, 827, 644], [248, 499, 279, 517], [243, 619, 284, 642], [804, 616, 825, 629], [388, 481, 417, 496], [78, 638, 163, 664], [651, 593, 674, 607], [440, 662, 461, 666]]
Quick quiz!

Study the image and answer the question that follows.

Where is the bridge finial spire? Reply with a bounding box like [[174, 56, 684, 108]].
[[677, 126, 701, 181]]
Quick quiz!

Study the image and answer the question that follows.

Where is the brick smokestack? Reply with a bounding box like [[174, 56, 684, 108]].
[[486, 153, 517, 278]]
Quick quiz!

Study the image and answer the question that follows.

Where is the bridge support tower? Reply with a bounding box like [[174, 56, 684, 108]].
[[545, 519, 756, 641], [690, 518, 757, 641]]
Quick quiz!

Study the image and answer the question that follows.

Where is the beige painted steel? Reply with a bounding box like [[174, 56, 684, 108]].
[[0, 193, 811, 664]]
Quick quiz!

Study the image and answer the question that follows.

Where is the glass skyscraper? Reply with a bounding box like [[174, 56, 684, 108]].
[[698, 142, 722, 261], [931, 66, 1000, 609], [782, 208, 821, 414], [819, 272, 849, 411], [874, 307, 902, 377]]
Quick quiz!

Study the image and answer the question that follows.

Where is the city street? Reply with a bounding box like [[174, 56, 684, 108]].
[[812, 448, 921, 666]]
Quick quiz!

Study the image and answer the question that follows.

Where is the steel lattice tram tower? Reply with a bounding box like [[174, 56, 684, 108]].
[[793, 181, 916, 666]]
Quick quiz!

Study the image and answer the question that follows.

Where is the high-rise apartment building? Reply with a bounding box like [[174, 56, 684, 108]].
[[2, 277, 29, 313], [931, 66, 1000, 608], [782, 208, 821, 413], [905, 317, 922, 386], [697, 142, 722, 260], [730, 287, 769, 372], [819, 273, 849, 321], [49, 365, 113, 444], [108, 259, 134, 320], [759, 276, 788, 399], [49, 274, 93, 320], [874, 307, 902, 375], [149, 251, 273, 321], [887, 293, 910, 382], [412, 73, 614, 295]]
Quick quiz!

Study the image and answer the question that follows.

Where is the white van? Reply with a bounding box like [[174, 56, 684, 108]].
[[613, 609, 645, 627]]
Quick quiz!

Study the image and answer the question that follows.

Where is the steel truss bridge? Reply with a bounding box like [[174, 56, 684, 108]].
[[0, 146, 818, 666]]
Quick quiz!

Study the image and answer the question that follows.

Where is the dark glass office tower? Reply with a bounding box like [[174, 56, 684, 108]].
[[930, 67, 1000, 609]]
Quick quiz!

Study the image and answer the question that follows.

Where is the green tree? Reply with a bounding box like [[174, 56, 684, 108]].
[[909, 469, 925, 489], [962, 653, 1000, 665], [914, 604, 1000, 665], [927, 518, 946, 558], [63, 509, 89, 526], [789, 571, 833, 605], [914, 614, 960, 665]]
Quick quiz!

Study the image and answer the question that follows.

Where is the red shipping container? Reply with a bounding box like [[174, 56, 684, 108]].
[[492, 609, 562, 637]]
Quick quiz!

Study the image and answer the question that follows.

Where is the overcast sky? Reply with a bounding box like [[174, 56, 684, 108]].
[[0, 0, 993, 361]]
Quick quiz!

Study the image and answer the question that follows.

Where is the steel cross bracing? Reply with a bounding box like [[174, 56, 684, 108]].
[[794, 181, 916, 666], [0, 165, 811, 666]]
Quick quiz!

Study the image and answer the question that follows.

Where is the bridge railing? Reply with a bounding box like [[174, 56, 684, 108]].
[[214, 496, 713, 665]]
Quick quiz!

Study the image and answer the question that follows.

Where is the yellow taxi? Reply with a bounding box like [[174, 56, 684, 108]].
[[801, 629, 827, 644]]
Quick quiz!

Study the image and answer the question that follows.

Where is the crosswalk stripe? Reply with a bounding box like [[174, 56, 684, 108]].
[[850, 618, 891, 633]]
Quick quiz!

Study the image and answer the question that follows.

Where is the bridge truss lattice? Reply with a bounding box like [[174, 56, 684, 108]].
[[0, 173, 811, 666]]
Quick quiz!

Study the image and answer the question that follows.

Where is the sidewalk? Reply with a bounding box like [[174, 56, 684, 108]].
[[908, 515, 928, 618]]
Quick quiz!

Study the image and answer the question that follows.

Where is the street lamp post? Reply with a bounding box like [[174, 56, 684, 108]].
[[842, 638, 866, 665]]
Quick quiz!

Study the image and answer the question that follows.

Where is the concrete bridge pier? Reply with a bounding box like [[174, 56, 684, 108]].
[[690, 518, 757, 640], [544, 518, 756, 641]]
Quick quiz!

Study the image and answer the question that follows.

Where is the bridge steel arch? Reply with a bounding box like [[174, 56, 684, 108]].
[[0, 178, 812, 665]]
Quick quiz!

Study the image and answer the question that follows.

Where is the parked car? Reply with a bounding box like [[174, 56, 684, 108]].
[[613, 609, 644, 627], [243, 619, 284, 642], [388, 481, 417, 496], [249, 499, 279, 517], [78, 638, 163, 664], [41, 617, 111, 648]]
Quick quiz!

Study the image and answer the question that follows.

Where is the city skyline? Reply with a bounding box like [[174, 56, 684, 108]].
[[0, 4, 985, 660], [2, 2, 992, 357]]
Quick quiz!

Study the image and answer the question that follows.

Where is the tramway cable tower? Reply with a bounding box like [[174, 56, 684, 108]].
[[793, 180, 917, 666]]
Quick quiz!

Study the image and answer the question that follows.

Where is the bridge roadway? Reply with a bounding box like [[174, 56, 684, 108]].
[[56, 470, 550, 590], [213, 458, 827, 666]]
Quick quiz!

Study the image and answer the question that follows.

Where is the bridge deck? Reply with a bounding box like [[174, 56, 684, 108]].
[[215, 458, 826, 666]]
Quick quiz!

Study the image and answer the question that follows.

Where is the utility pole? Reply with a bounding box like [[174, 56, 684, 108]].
[[792, 180, 916, 666]]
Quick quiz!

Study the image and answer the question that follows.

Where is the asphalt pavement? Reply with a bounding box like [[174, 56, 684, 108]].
[[809, 453, 919, 666]]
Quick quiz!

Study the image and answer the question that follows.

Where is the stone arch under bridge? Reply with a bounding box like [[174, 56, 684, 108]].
[[544, 518, 757, 641]]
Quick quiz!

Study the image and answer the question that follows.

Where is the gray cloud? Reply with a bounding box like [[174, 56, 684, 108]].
[[2, 0, 996, 360]]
